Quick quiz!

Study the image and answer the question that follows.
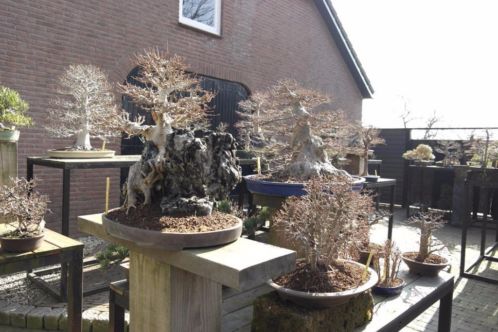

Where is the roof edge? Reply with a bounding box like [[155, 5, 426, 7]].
[[314, 0, 374, 98]]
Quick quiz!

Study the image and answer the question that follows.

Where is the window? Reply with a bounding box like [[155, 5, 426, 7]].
[[179, 0, 221, 36]]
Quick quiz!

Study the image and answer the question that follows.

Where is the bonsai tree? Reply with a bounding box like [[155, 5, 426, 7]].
[[237, 79, 353, 181], [0, 177, 49, 238], [408, 211, 446, 262], [46, 64, 123, 150], [272, 175, 374, 292], [402, 144, 435, 162], [350, 125, 385, 176], [0, 86, 32, 131], [373, 240, 402, 288], [116, 50, 240, 217], [435, 140, 463, 166]]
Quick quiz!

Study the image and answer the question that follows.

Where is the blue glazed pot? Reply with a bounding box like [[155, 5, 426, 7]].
[[373, 279, 405, 297], [244, 175, 365, 198]]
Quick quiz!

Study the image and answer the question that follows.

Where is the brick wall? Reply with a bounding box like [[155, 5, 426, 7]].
[[0, 0, 364, 236]]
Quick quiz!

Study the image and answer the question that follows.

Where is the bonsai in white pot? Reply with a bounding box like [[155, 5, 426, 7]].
[[268, 175, 378, 308], [45, 64, 123, 158], [0, 85, 32, 142], [0, 177, 49, 252]]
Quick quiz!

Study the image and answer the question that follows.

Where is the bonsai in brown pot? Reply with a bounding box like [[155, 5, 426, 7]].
[[402, 211, 448, 277], [102, 50, 242, 251], [268, 175, 378, 309], [0, 178, 49, 252], [373, 240, 404, 296]]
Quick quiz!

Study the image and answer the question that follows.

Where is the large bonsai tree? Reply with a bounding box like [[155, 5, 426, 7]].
[[46, 64, 123, 150], [119, 50, 240, 214], [237, 79, 352, 180]]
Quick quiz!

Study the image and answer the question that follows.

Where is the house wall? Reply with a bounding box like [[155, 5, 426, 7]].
[[0, 0, 364, 235]]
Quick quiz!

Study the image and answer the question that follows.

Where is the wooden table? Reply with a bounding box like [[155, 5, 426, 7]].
[[364, 178, 396, 239], [27, 155, 141, 236], [78, 213, 296, 332], [357, 269, 454, 332], [0, 228, 83, 332]]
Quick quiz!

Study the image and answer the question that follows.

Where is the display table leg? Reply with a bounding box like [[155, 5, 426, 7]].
[[130, 251, 222, 332]]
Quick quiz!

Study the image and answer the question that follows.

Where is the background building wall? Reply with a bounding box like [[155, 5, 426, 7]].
[[0, 0, 363, 235]]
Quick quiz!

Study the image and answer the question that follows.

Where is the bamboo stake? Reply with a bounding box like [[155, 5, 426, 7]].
[[105, 177, 110, 214]]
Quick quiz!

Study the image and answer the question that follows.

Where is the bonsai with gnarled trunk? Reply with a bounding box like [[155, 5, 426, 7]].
[[118, 50, 240, 215], [237, 79, 353, 181], [350, 126, 385, 176], [409, 211, 446, 262], [46, 64, 123, 150]]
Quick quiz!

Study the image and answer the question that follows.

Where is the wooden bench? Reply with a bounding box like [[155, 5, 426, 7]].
[[357, 269, 454, 332], [0, 228, 84, 332]]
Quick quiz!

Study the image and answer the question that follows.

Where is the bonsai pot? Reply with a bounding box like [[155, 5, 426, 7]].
[[47, 149, 115, 159], [401, 252, 448, 277], [102, 213, 243, 251], [0, 129, 20, 143], [413, 160, 434, 166], [373, 278, 405, 296], [0, 232, 44, 253], [267, 260, 378, 309], [363, 175, 380, 183]]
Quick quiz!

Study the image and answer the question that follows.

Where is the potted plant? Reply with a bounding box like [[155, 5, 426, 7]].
[[372, 240, 404, 296], [268, 175, 378, 308], [102, 50, 242, 250], [350, 125, 385, 180], [0, 178, 49, 252], [402, 144, 435, 165], [237, 80, 364, 207], [45, 64, 124, 158], [0, 85, 32, 142], [401, 211, 448, 276]]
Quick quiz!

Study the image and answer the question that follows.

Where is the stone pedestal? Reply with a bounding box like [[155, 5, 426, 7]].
[[252, 292, 374, 332], [78, 214, 296, 332]]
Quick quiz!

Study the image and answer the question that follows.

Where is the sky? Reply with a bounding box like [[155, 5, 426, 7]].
[[332, 0, 498, 129]]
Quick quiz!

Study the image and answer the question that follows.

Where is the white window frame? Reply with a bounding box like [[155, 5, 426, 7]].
[[179, 0, 222, 36]]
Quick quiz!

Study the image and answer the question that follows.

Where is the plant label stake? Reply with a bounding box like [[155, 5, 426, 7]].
[[102, 140, 106, 151], [256, 157, 261, 175], [363, 251, 373, 281], [105, 177, 110, 214]]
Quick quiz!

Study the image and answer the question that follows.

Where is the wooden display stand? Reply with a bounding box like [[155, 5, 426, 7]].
[[0, 140, 17, 185], [78, 214, 296, 332]]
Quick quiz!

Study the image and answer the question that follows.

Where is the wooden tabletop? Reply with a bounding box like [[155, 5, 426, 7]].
[[0, 228, 83, 265], [78, 213, 296, 291], [356, 269, 453, 331], [27, 155, 141, 169]]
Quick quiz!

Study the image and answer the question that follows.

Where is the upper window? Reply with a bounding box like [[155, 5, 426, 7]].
[[179, 0, 221, 36]]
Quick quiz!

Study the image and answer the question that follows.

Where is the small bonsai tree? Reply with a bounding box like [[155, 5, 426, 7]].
[[0, 86, 32, 131], [402, 144, 435, 161], [272, 175, 374, 291], [374, 240, 402, 287], [0, 178, 49, 237], [350, 125, 385, 176], [237, 79, 353, 181], [435, 141, 463, 166], [408, 211, 446, 262], [46, 64, 123, 150]]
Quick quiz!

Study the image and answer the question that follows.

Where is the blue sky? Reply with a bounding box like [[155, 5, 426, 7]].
[[333, 0, 498, 128]]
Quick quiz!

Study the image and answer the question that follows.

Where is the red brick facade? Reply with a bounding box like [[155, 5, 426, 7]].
[[0, 0, 367, 235]]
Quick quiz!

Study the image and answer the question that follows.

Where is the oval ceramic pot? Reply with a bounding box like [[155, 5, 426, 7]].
[[47, 149, 115, 159], [0, 233, 44, 253], [363, 175, 380, 183], [373, 278, 405, 296], [0, 130, 20, 142], [102, 214, 243, 251], [244, 175, 366, 198], [268, 260, 379, 309], [401, 252, 448, 277]]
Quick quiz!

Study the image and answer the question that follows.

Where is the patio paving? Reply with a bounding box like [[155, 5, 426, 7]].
[[0, 207, 497, 331]]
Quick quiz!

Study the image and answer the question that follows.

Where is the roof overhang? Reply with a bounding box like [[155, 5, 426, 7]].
[[314, 0, 374, 98]]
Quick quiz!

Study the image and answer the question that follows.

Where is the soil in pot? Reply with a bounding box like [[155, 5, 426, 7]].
[[402, 252, 448, 277], [274, 260, 365, 293], [106, 205, 239, 233], [0, 230, 44, 253]]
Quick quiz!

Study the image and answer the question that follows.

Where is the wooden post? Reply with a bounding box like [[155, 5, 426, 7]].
[[0, 141, 17, 185]]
